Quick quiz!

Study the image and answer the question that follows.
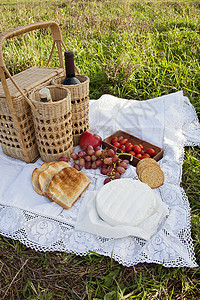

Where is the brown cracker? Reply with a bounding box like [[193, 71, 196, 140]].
[[138, 163, 160, 181], [136, 158, 158, 175], [139, 165, 165, 189]]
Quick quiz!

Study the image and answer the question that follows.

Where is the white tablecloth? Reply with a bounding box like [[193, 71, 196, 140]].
[[0, 91, 199, 267]]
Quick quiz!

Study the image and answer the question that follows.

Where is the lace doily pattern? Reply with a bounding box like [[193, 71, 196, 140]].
[[0, 91, 199, 267], [0, 182, 197, 267]]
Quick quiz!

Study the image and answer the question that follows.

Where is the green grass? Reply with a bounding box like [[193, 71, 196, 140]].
[[0, 0, 200, 299]]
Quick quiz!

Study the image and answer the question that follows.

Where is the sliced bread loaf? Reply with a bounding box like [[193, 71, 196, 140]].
[[47, 166, 91, 209], [38, 161, 70, 197], [32, 161, 55, 195]]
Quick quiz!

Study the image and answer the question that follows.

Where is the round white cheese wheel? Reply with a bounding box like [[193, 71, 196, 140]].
[[95, 179, 158, 227]]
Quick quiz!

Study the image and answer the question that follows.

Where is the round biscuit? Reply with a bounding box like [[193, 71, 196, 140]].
[[136, 158, 158, 176], [138, 162, 160, 179], [139, 165, 164, 189]]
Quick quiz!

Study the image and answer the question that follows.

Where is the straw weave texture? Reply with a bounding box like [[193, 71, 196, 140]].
[[0, 21, 67, 163], [52, 74, 89, 146], [0, 67, 63, 162], [30, 86, 73, 162]]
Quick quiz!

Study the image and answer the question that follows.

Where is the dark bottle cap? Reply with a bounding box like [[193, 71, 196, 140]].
[[64, 51, 75, 77]]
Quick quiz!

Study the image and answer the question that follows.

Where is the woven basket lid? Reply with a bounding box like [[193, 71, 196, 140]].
[[0, 66, 63, 98]]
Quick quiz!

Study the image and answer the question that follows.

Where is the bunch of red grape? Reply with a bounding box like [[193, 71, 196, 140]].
[[61, 145, 130, 184]]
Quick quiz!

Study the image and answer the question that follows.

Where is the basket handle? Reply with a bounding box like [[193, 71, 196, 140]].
[[0, 21, 65, 68], [0, 21, 79, 113]]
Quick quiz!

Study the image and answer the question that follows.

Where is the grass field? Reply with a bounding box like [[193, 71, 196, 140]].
[[0, 0, 200, 299]]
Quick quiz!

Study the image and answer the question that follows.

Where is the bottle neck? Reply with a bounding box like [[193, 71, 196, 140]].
[[66, 73, 75, 78], [64, 51, 75, 77]]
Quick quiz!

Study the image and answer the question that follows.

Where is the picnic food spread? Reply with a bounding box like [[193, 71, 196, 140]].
[[31, 129, 165, 214], [0, 21, 199, 269], [0, 21, 166, 240]]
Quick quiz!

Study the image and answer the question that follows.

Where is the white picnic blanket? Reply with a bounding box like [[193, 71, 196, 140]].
[[0, 91, 199, 267]]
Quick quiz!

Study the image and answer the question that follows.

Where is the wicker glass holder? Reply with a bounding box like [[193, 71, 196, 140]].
[[30, 86, 73, 162], [52, 74, 90, 146], [0, 21, 69, 163]]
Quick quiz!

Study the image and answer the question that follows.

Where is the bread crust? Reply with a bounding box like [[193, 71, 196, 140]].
[[38, 161, 70, 196], [32, 161, 91, 209], [47, 167, 91, 209], [32, 161, 56, 195]]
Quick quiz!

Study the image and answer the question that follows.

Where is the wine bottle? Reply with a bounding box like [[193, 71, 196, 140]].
[[62, 51, 80, 85], [39, 87, 52, 102]]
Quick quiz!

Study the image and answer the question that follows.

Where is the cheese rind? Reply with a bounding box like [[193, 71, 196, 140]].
[[95, 179, 159, 227]]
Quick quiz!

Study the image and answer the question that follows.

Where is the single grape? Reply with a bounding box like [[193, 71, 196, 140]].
[[112, 154, 119, 163], [101, 149, 108, 159], [95, 149, 102, 157], [78, 150, 86, 158], [107, 148, 115, 157], [79, 158, 85, 166], [104, 178, 111, 185], [85, 155, 91, 162], [101, 168, 108, 175], [85, 161, 92, 169], [104, 157, 113, 165], [114, 171, 121, 179], [112, 147, 118, 153], [106, 166, 112, 176], [87, 145, 95, 156], [70, 152, 79, 160], [116, 166, 126, 174], [74, 164, 81, 171], [122, 159, 129, 164], [91, 161, 97, 169], [91, 155, 97, 161], [96, 159, 103, 167], [102, 163, 109, 169], [119, 161, 127, 169]]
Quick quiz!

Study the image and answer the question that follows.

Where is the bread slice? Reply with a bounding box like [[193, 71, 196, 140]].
[[38, 161, 70, 197], [32, 161, 55, 195], [47, 166, 91, 209]]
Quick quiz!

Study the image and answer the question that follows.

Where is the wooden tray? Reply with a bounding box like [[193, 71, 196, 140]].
[[102, 130, 164, 166]]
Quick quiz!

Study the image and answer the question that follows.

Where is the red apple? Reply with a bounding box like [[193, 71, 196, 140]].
[[79, 131, 102, 150]]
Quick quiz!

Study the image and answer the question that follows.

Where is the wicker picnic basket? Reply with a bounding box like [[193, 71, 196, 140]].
[[52, 74, 90, 146], [0, 21, 69, 163], [30, 86, 73, 162]]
